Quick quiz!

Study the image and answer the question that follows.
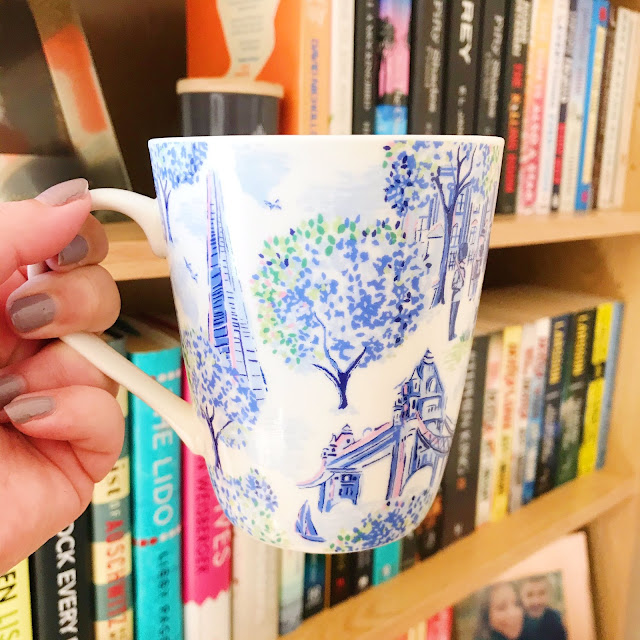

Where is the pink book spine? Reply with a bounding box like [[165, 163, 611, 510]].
[[427, 607, 453, 640], [182, 367, 233, 640]]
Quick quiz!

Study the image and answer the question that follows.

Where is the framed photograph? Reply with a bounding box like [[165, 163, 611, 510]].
[[453, 532, 596, 640]]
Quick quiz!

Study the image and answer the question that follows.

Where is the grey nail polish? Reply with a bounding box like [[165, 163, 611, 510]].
[[58, 235, 89, 266], [4, 396, 54, 423], [36, 178, 88, 207], [0, 375, 26, 407], [9, 293, 56, 333]]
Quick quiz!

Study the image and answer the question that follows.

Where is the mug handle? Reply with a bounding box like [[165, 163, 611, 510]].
[[27, 188, 207, 458]]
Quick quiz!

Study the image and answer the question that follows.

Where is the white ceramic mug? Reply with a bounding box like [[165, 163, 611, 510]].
[[53, 135, 503, 552]]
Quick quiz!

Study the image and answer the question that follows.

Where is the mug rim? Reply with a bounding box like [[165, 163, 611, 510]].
[[148, 134, 505, 146]]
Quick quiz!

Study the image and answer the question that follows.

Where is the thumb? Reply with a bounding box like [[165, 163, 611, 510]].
[[0, 179, 92, 283]]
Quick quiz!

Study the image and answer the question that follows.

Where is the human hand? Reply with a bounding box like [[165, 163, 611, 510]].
[[0, 179, 123, 573]]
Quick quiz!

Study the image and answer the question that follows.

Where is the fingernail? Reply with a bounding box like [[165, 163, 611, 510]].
[[0, 375, 26, 407], [36, 178, 88, 207], [4, 396, 54, 423], [58, 234, 89, 266], [8, 293, 56, 333]]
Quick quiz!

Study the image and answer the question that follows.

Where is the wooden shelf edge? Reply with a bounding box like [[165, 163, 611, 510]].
[[103, 212, 640, 281], [282, 469, 635, 640]]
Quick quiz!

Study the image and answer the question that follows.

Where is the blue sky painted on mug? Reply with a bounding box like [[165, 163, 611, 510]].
[[232, 146, 291, 205]]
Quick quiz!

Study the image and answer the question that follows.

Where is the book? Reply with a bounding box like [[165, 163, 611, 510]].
[[352, 550, 373, 595], [400, 532, 418, 572], [329, 0, 355, 134], [443, 0, 483, 135], [30, 508, 94, 640], [475, 0, 507, 136], [278, 550, 305, 634], [124, 319, 183, 640], [375, 0, 412, 134], [440, 332, 489, 546], [427, 607, 453, 639], [557, 0, 593, 212], [0, 560, 33, 640], [372, 542, 401, 585], [415, 487, 444, 558], [353, 0, 381, 134], [574, 0, 609, 210], [182, 365, 232, 640], [495, 0, 533, 213], [302, 554, 325, 620], [408, 0, 449, 134], [328, 554, 353, 606]]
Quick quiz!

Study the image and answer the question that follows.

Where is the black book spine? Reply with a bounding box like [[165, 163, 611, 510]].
[[475, 0, 507, 135], [408, 0, 449, 133], [400, 531, 418, 571], [495, 0, 533, 213], [415, 487, 444, 559], [328, 554, 353, 607], [443, 0, 484, 134], [535, 314, 571, 497], [351, 550, 373, 594], [30, 508, 94, 640], [353, 0, 381, 134], [440, 334, 489, 547]]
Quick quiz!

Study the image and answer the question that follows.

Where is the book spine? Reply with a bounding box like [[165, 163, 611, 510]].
[[597, 9, 633, 209], [328, 554, 353, 606], [612, 12, 640, 208], [596, 301, 624, 469], [329, 0, 355, 134], [352, 0, 381, 134], [522, 317, 551, 505], [129, 348, 183, 640], [590, 6, 617, 209], [509, 323, 536, 513], [443, 0, 483, 135], [232, 529, 278, 640], [575, 0, 609, 210], [475, 0, 507, 136], [475, 332, 503, 526], [491, 325, 522, 521], [91, 333, 133, 640], [558, 0, 593, 212], [400, 532, 418, 571], [0, 560, 33, 640], [30, 509, 94, 640], [181, 369, 232, 640], [441, 335, 489, 545], [416, 487, 444, 558], [495, 0, 534, 213], [551, 0, 578, 211], [352, 551, 373, 594], [278, 551, 305, 634], [427, 607, 453, 639], [535, 314, 570, 496], [375, 0, 412, 134], [556, 309, 596, 485], [302, 554, 325, 620], [515, 0, 553, 215], [534, 0, 570, 213], [408, 0, 448, 134], [372, 542, 401, 585]]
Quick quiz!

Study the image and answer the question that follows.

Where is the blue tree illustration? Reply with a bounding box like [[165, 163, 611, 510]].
[[250, 214, 427, 410], [182, 328, 259, 471], [150, 141, 207, 243]]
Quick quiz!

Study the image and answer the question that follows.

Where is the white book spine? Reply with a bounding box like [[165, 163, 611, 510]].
[[329, 0, 355, 134], [613, 11, 640, 207], [535, 0, 570, 214], [278, 550, 305, 635], [184, 596, 231, 640], [597, 8, 633, 209]]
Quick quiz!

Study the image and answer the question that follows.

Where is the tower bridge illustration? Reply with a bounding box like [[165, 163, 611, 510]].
[[297, 350, 454, 518], [207, 171, 267, 399]]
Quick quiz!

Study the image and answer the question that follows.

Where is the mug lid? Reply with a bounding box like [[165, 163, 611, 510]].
[[176, 77, 284, 99]]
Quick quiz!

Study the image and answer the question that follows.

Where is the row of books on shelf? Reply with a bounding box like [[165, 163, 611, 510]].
[[0, 284, 622, 640], [187, 0, 640, 216]]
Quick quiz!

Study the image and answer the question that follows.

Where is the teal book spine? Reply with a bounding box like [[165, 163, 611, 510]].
[[596, 301, 624, 469], [128, 343, 183, 640], [372, 542, 401, 585]]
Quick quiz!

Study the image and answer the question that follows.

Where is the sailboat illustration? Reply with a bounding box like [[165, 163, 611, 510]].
[[295, 501, 325, 543]]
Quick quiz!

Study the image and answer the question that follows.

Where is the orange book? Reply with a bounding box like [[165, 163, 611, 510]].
[[186, 0, 331, 134]]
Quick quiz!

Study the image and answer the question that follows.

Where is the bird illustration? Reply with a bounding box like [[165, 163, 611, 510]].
[[264, 198, 282, 210], [184, 258, 197, 282]]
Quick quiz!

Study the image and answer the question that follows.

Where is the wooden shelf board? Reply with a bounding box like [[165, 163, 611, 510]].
[[282, 469, 635, 640], [103, 212, 640, 281]]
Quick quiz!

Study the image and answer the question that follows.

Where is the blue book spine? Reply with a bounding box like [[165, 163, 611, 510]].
[[372, 541, 401, 585], [575, 0, 610, 210], [129, 346, 183, 640], [596, 301, 624, 469]]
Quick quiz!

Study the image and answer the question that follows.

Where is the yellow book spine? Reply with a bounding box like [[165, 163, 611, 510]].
[[577, 302, 613, 476], [0, 559, 33, 640], [491, 325, 523, 522]]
